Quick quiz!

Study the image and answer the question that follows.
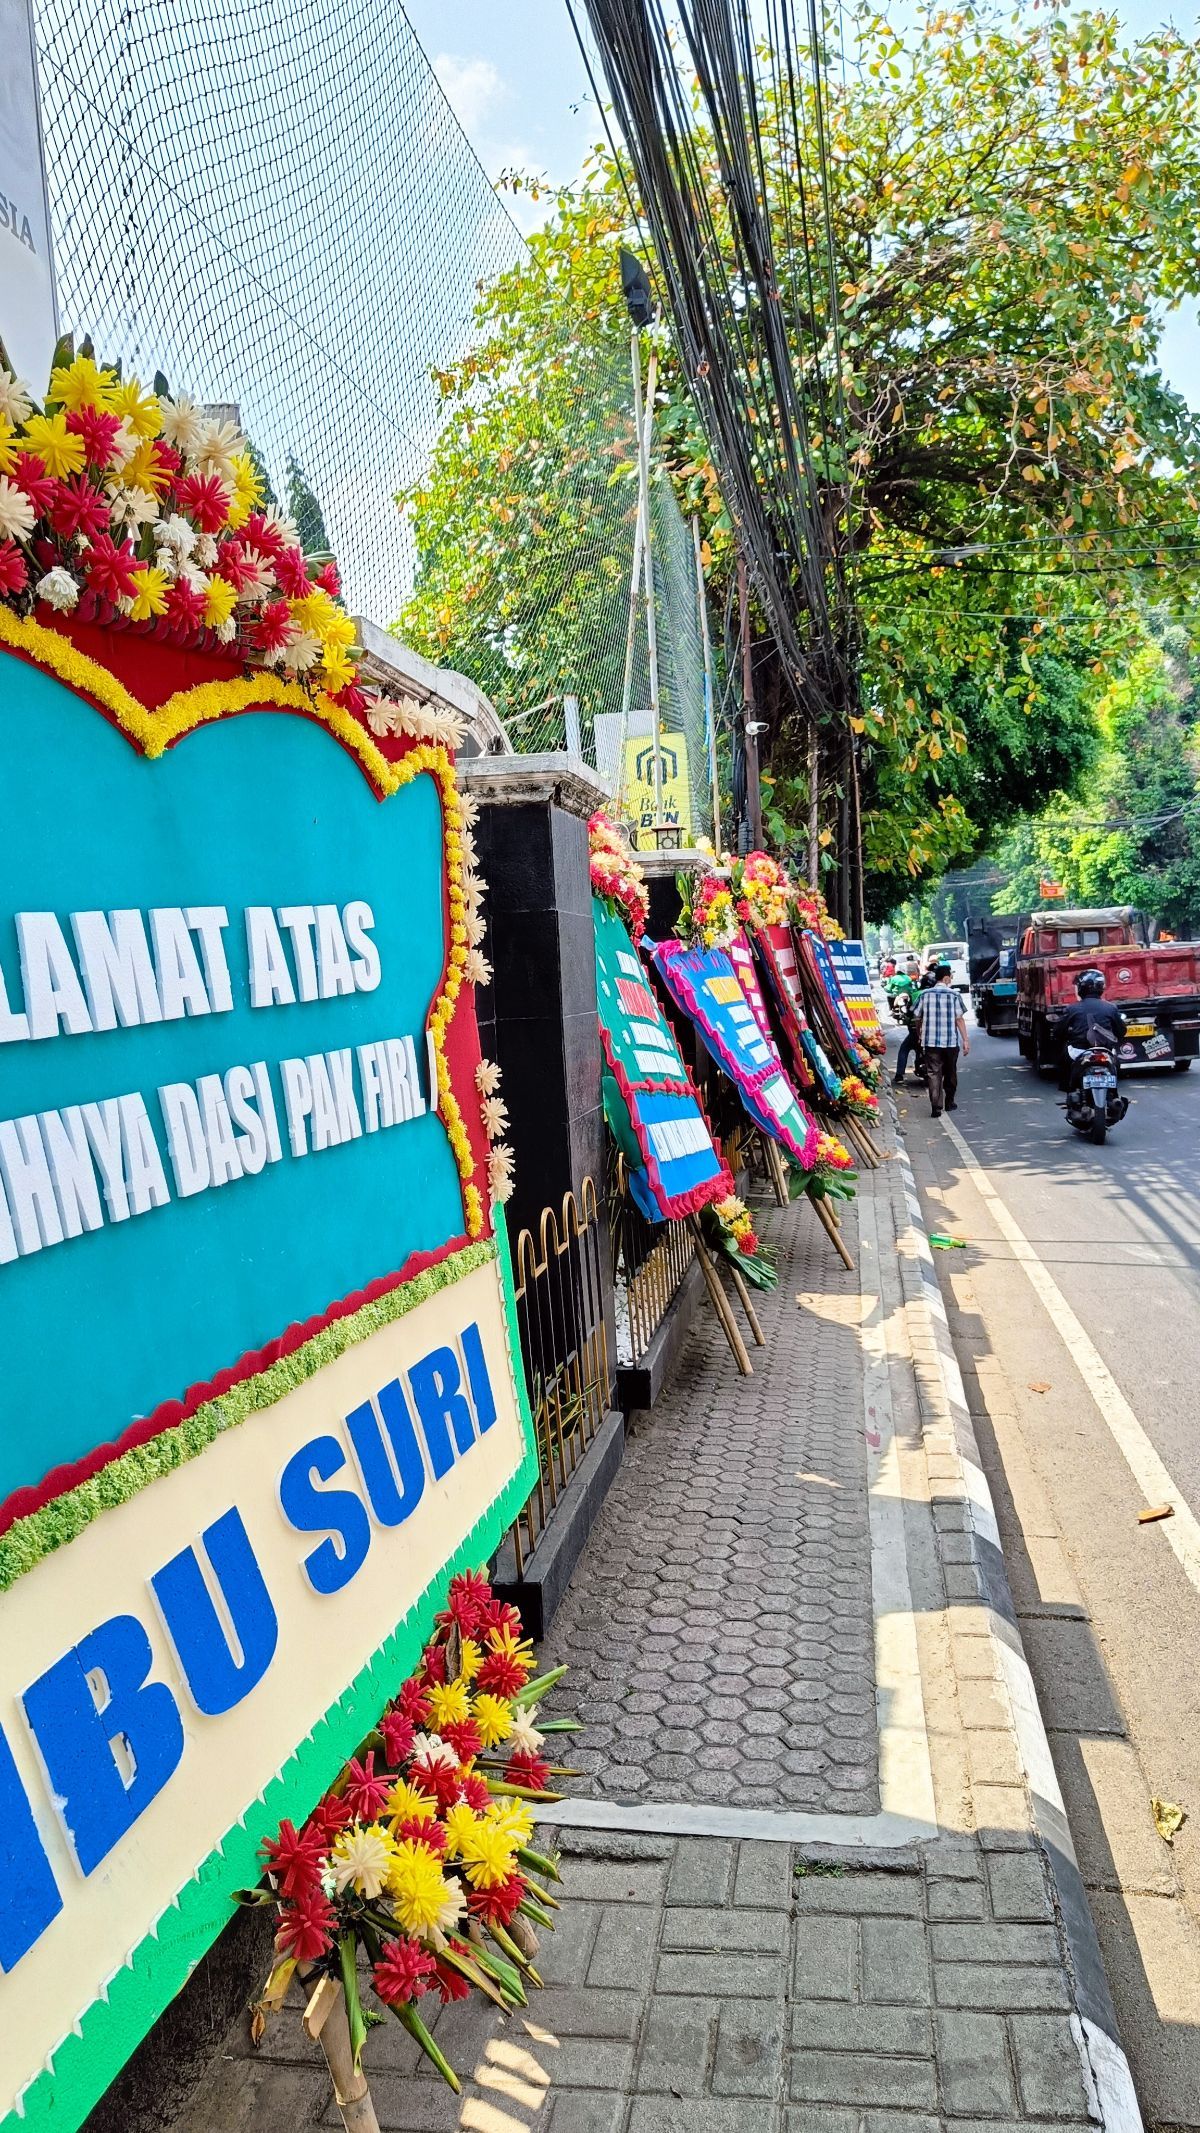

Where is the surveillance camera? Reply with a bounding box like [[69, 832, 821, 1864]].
[[745, 720, 769, 736]]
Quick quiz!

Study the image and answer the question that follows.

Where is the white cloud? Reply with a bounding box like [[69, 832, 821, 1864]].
[[433, 53, 508, 141]]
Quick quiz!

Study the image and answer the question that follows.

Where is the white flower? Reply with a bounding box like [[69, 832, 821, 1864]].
[[480, 1093, 508, 1140], [463, 947, 492, 988], [108, 417, 139, 470], [158, 393, 207, 457], [365, 699, 405, 738], [110, 484, 159, 530], [488, 1144, 515, 1203], [35, 566, 79, 612], [459, 791, 480, 828], [215, 615, 238, 643], [238, 554, 273, 602], [330, 1823, 394, 1901], [475, 1059, 503, 1098], [0, 373, 32, 424], [466, 911, 487, 948], [508, 1706, 545, 1757], [196, 415, 244, 482], [154, 512, 195, 560], [262, 501, 299, 546], [410, 1732, 458, 1769], [194, 532, 218, 567], [429, 706, 467, 750], [281, 626, 322, 673], [434, 1878, 467, 1933], [0, 476, 35, 541]]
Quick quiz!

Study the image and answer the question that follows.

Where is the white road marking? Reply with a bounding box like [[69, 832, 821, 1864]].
[[943, 1114, 1200, 1593]]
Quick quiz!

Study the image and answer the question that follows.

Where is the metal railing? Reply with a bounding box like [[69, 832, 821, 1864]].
[[609, 1152, 697, 1366], [509, 1178, 610, 1576]]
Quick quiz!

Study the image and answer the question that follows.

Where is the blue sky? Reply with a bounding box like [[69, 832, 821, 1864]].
[[404, 0, 1200, 409]]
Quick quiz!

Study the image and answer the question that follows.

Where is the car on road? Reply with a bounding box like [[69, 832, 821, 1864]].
[[922, 939, 969, 992], [1016, 904, 1200, 1071]]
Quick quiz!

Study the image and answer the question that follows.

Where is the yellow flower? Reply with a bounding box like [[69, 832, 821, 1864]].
[[331, 1820, 397, 1899], [119, 437, 173, 494], [458, 1816, 518, 1891], [388, 1837, 453, 1934], [49, 353, 117, 412], [425, 1677, 471, 1731], [18, 412, 85, 480], [320, 644, 355, 694], [459, 1637, 483, 1684], [384, 1778, 436, 1829], [128, 565, 170, 621], [203, 575, 238, 629], [226, 450, 262, 529], [442, 1801, 480, 1859], [108, 377, 162, 439], [292, 587, 356, 650], [486, 1798, 535, 1848], [0, 418, 18, 475], [472, 1693, 514, 1749]]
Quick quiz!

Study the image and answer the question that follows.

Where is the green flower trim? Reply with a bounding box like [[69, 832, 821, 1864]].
[[0, 1240, 496, 1594]]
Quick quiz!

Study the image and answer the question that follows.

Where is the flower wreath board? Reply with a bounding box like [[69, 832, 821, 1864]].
[[651, 937, 818, 1170], [592, 897, 731, 1221], [800, 927, 861, 1057], [755, 924, 843, 1103], [827, 937, 886, 1049], [0, 623, 537, 2133]]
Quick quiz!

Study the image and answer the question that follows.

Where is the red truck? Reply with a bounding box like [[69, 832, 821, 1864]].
[[1016, 906, 1200, 1073]]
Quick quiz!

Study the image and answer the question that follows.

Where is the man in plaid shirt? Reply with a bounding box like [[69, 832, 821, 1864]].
[[916, 963, 970, 1117]]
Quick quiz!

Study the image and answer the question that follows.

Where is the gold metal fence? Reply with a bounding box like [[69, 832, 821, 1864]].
[[609, 1152, 698, 1364], [509, 1177, 610, 1576]]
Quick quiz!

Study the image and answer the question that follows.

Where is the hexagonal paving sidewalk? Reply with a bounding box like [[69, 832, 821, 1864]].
[[544, 1195, 878, 1814]]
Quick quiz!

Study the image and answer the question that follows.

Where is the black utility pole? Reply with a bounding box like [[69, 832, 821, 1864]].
[[738, 553, 763, 851]]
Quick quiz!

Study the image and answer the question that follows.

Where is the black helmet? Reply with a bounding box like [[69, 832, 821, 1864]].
[[1076, 968, 1106, 998]]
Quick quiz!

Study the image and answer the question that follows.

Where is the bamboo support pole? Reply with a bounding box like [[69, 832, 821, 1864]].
[[762, 1132, 790, 1205], [300, 1972, 381, 2133], [810, 1193, 855, 1271], [726, 1258, 767, 1345], [688, 1216, 753, 1374]]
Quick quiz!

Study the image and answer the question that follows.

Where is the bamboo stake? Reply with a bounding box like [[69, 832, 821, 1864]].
[[688, 1216, 753, 1374], [299, 1971, 381, 2133], [763, 1133, 790, 1206], [726, 1258, 767, 1345], [810, 1193, 855, 1271]]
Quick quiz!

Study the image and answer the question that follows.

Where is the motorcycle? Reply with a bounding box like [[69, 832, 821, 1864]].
[[1062, 1045, 1129, 1144], [889, 989, 915, 1024]]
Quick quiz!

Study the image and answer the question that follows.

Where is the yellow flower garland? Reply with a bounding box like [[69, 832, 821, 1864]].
[[0, 610, 486, 1238]]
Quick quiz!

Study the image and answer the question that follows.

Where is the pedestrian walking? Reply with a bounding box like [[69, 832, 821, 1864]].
[[893, 964, 937, 1085], [916, 962, 969, 1116]]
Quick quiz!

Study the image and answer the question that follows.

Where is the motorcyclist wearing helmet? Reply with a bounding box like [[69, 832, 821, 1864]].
[[1058, 968, 1127, 1088]]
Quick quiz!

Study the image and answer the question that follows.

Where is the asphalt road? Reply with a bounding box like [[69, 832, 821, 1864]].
[[897, 1003, 1200, 2128]]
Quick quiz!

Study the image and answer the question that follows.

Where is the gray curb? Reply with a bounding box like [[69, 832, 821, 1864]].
[[888, 1109, 1143, 2133]]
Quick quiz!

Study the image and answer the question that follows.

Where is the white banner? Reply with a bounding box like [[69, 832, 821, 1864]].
[[0, 0, 57, 392]]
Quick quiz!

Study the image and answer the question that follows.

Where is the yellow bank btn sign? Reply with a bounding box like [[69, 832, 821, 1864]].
[[622, 734, 693, 838]]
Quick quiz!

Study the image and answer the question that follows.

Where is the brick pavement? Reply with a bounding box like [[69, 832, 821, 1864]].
[[178, 1119, 1125, 2133], [544, 1194, 878, 1813]]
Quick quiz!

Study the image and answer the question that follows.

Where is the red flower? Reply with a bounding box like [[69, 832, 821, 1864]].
[[477, 1651, 530, 1700], [420, 1641, 448, 1686], [274, 545, 311, 597], [478, 1600, 523, 1640], [433, 1955, 471, 2004], [467, 1873, 526, 1927], [442, 1718, 482, 1764], [505, 1749, 551, 1792], [457, 1772, 491, 1813], [10, 455, 57, 517], [83, 532, 139, 604], [342, 1751, 390, 1822], [252, 599, 292, 653], [443, 1569, 491, 1636], [164, 577, 208, 633], [305, 1792, 353, 1847], [737, 1231, 759, 1256], [314, 559, 341, 598], [373, 1935, 436, 2007], [395, 1678, 431, 1726], [213, 537, 256, 592], [46, 475, 109, 544], [65, 405, 122, 466], [396, 1814, 447, 1854], [377, 1710, 415, 1766], [411, 1757, 461, 1813], [242, 509, 286, 560], [332, 681, 369, 715], [0, 542, 27, 594], [275, 1888, 335, 1963], [259, 1818, 326, 1900], [176, 470, 231, 533]]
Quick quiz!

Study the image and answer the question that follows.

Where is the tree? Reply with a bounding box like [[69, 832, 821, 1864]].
[[286, 454, 331, 556], [396, 5, 1200, 897]]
